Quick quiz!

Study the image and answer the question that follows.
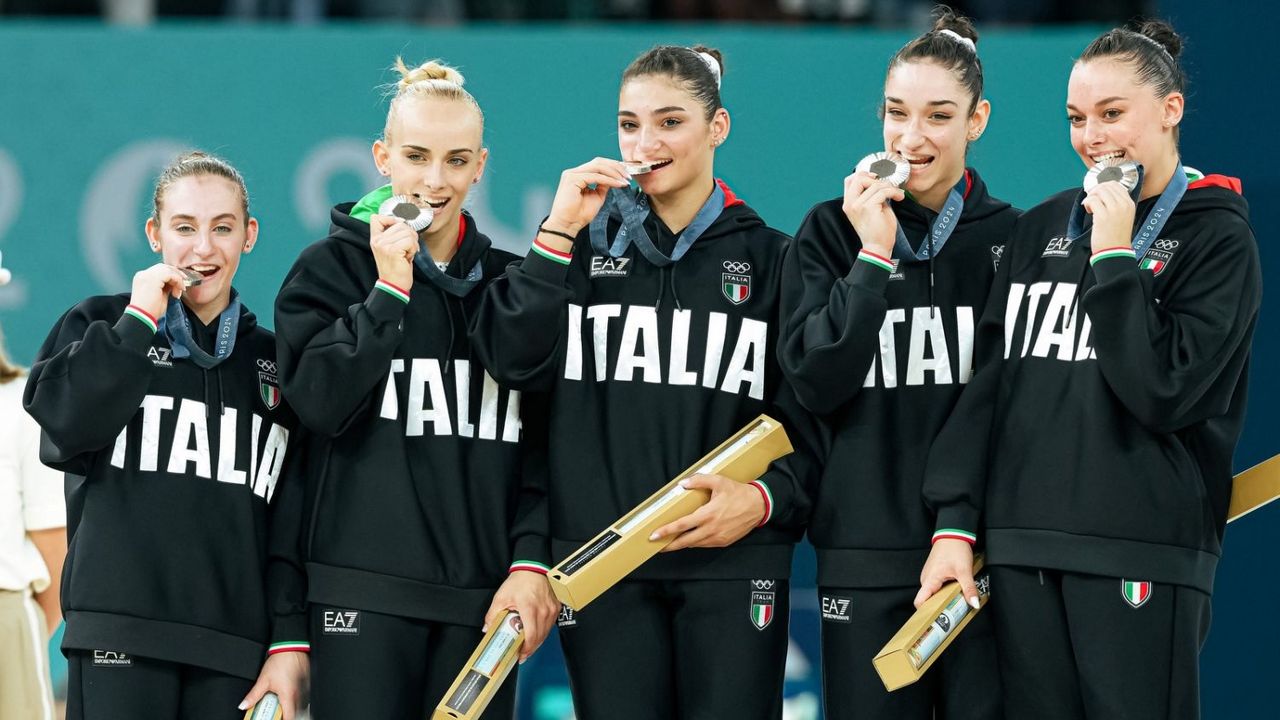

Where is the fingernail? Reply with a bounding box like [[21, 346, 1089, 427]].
[[679, 479, 691, 489], [969, 596, 981, 610], [519, 657, 526, 665], [649, 532, 660, 541], [238, 702, 249, 711]]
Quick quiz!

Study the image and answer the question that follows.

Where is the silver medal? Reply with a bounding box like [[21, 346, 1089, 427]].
[[1083, 158, 1140, 192], [177, 267, 203, 288], [624, 161, 660, 175], [378, 194, 434, 232], [855, 152, 911, 187]]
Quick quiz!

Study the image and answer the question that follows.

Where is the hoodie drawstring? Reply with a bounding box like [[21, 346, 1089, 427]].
[[670, 262, 683, 311], [928, 233, 936, 319]]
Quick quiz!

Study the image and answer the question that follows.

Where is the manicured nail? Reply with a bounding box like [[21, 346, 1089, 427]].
[[649, 532, 661, 541], [969, 596, 981, 610], [238, 702, 249, 710], [679, 479, 691, 489]]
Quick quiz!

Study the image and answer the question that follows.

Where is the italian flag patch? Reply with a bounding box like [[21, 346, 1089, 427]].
[[1140, 257, 1166, 276], [1122, 579, 1152, 609]]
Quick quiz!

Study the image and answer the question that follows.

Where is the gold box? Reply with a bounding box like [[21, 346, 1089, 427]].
[[432, 610, 523, 719], [873, 556, 989, 691], [1228, 454, 1280, 523], [547, 415, 793, 610]]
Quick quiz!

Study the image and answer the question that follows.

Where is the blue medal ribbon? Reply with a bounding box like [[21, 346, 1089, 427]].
[[1066, 162, 1188, 262], [412, 251, 483, 297], [589, 182, 726, 266], [893, 175, 966, 262], [159, 290, 240, 369]]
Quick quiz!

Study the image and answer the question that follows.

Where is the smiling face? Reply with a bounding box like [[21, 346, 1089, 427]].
[[145, 174, 257, 320], [882, 60, 988, 208], [1067, 58, 1183, 171], [618, 75, 728, 202], [373, 95, 487, 237]]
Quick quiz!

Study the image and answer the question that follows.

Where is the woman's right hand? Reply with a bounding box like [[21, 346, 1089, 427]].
[[914, 538, 979, 610], [369, 215, 418, 291], [842, 170, 904, 258], [542, 158, 633, 240], [129, 263, 189, 320]]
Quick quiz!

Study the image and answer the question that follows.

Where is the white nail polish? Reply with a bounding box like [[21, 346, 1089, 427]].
[[969, 596, 981, 610]]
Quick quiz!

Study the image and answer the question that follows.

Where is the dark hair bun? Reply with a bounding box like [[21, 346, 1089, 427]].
[[690, 45, 725, 75], [931, 4, 979, 46], [1134, 19, 1183, 59]]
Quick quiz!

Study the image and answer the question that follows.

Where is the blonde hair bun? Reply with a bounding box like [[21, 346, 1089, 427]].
[[395, 57, 465, 89]]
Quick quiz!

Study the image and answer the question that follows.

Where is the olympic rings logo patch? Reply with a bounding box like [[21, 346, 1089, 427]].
[[722, 261, 752, 274], [256, 359, 278, 373], [1153, 239, 1179, 251]]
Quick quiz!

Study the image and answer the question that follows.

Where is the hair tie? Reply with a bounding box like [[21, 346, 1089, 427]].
[[694, 50, 722, 89], [1129, 30, 1175, 63], [937, 29, 977, 54]]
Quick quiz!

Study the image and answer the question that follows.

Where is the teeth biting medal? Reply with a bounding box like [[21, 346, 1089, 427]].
[[378, 194, 434, 232], [1083, 157, 1141, 192], [856, 152, 911, 187], [624, 161, 664, 175]]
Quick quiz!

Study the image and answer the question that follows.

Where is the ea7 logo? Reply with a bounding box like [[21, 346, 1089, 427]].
[[821, 595, 852, 623], [590, 256, 632, 279], [92, 650, 133, 667], [557, 605, 577, 628], [322, 609, 361, 635], [147, 346, 173, 368], [1042, 237, 1074, 258]]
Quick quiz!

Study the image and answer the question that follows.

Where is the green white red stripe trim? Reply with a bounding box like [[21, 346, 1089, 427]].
[[268, 641, 310, 655], [124, 305, 158, 333], [532, 237, 573, 265], [933, 528, 976, 545], [857, 249, 895, 272], [374, 279, 410, 304], [1090, 247, 1135, 265], [750, 480, 773, 527], [509, 560, 550, 575]]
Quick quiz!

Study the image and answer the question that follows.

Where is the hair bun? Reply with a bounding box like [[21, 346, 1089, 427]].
[[931, 5, 979, 46], [1134, 19, 1183, 59], [690, 45, 725, 75], [395, 58, 465, 89]]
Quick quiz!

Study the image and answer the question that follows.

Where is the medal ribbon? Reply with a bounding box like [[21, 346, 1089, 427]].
[[893, 175, 966, 262], [589, 183, 726, 266], [160, 290, 240, 369], [1066, 163, 1188, 262]]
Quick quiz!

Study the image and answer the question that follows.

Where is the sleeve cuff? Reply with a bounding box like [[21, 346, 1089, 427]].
[[522, 238, 575, 284], [267, 641, 311, 655], [269, 613, 309, 651], [933, 504, 980, 544], [364, 283, 411, 324], [508, 560, 550, 575], [116, 307, 160, 352], [510, 534, 551, 569], [1089, 247, 1137, 280], [844, 250, 893, 293], [749, 480, 774, 527]]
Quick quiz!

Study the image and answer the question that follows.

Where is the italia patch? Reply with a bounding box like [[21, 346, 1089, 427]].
[[257, 359, 281, 410], [1042, 236, 1074, 258], [557, 605, 577, 628], [1122, 580, 1152, 609], [722, 260, 752, 305], [991, 245, 1004, 271], [749, 579, 776, 630], [820, 594, 852, 623], [1140, 238, 1179, 277], [92, 650, 132, 667], [322, 609, 361, 635]]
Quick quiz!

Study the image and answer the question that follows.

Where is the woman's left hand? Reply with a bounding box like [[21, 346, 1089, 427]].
[[652, 474, 766, 552], [239, 650, 309, 719], [1082, 181, 1137, 254], [484, 571, 560, 663]]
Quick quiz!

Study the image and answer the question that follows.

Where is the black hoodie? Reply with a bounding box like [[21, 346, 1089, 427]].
[[924, 172, 1261, 594], [779, 169, 1019, 587], [470, 181, 819, 581], [274, 202, 549, 628], [24, 295, 304, 680]]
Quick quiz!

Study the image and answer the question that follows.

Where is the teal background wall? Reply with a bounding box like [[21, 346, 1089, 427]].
[[0, 22, 1272, 718]]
